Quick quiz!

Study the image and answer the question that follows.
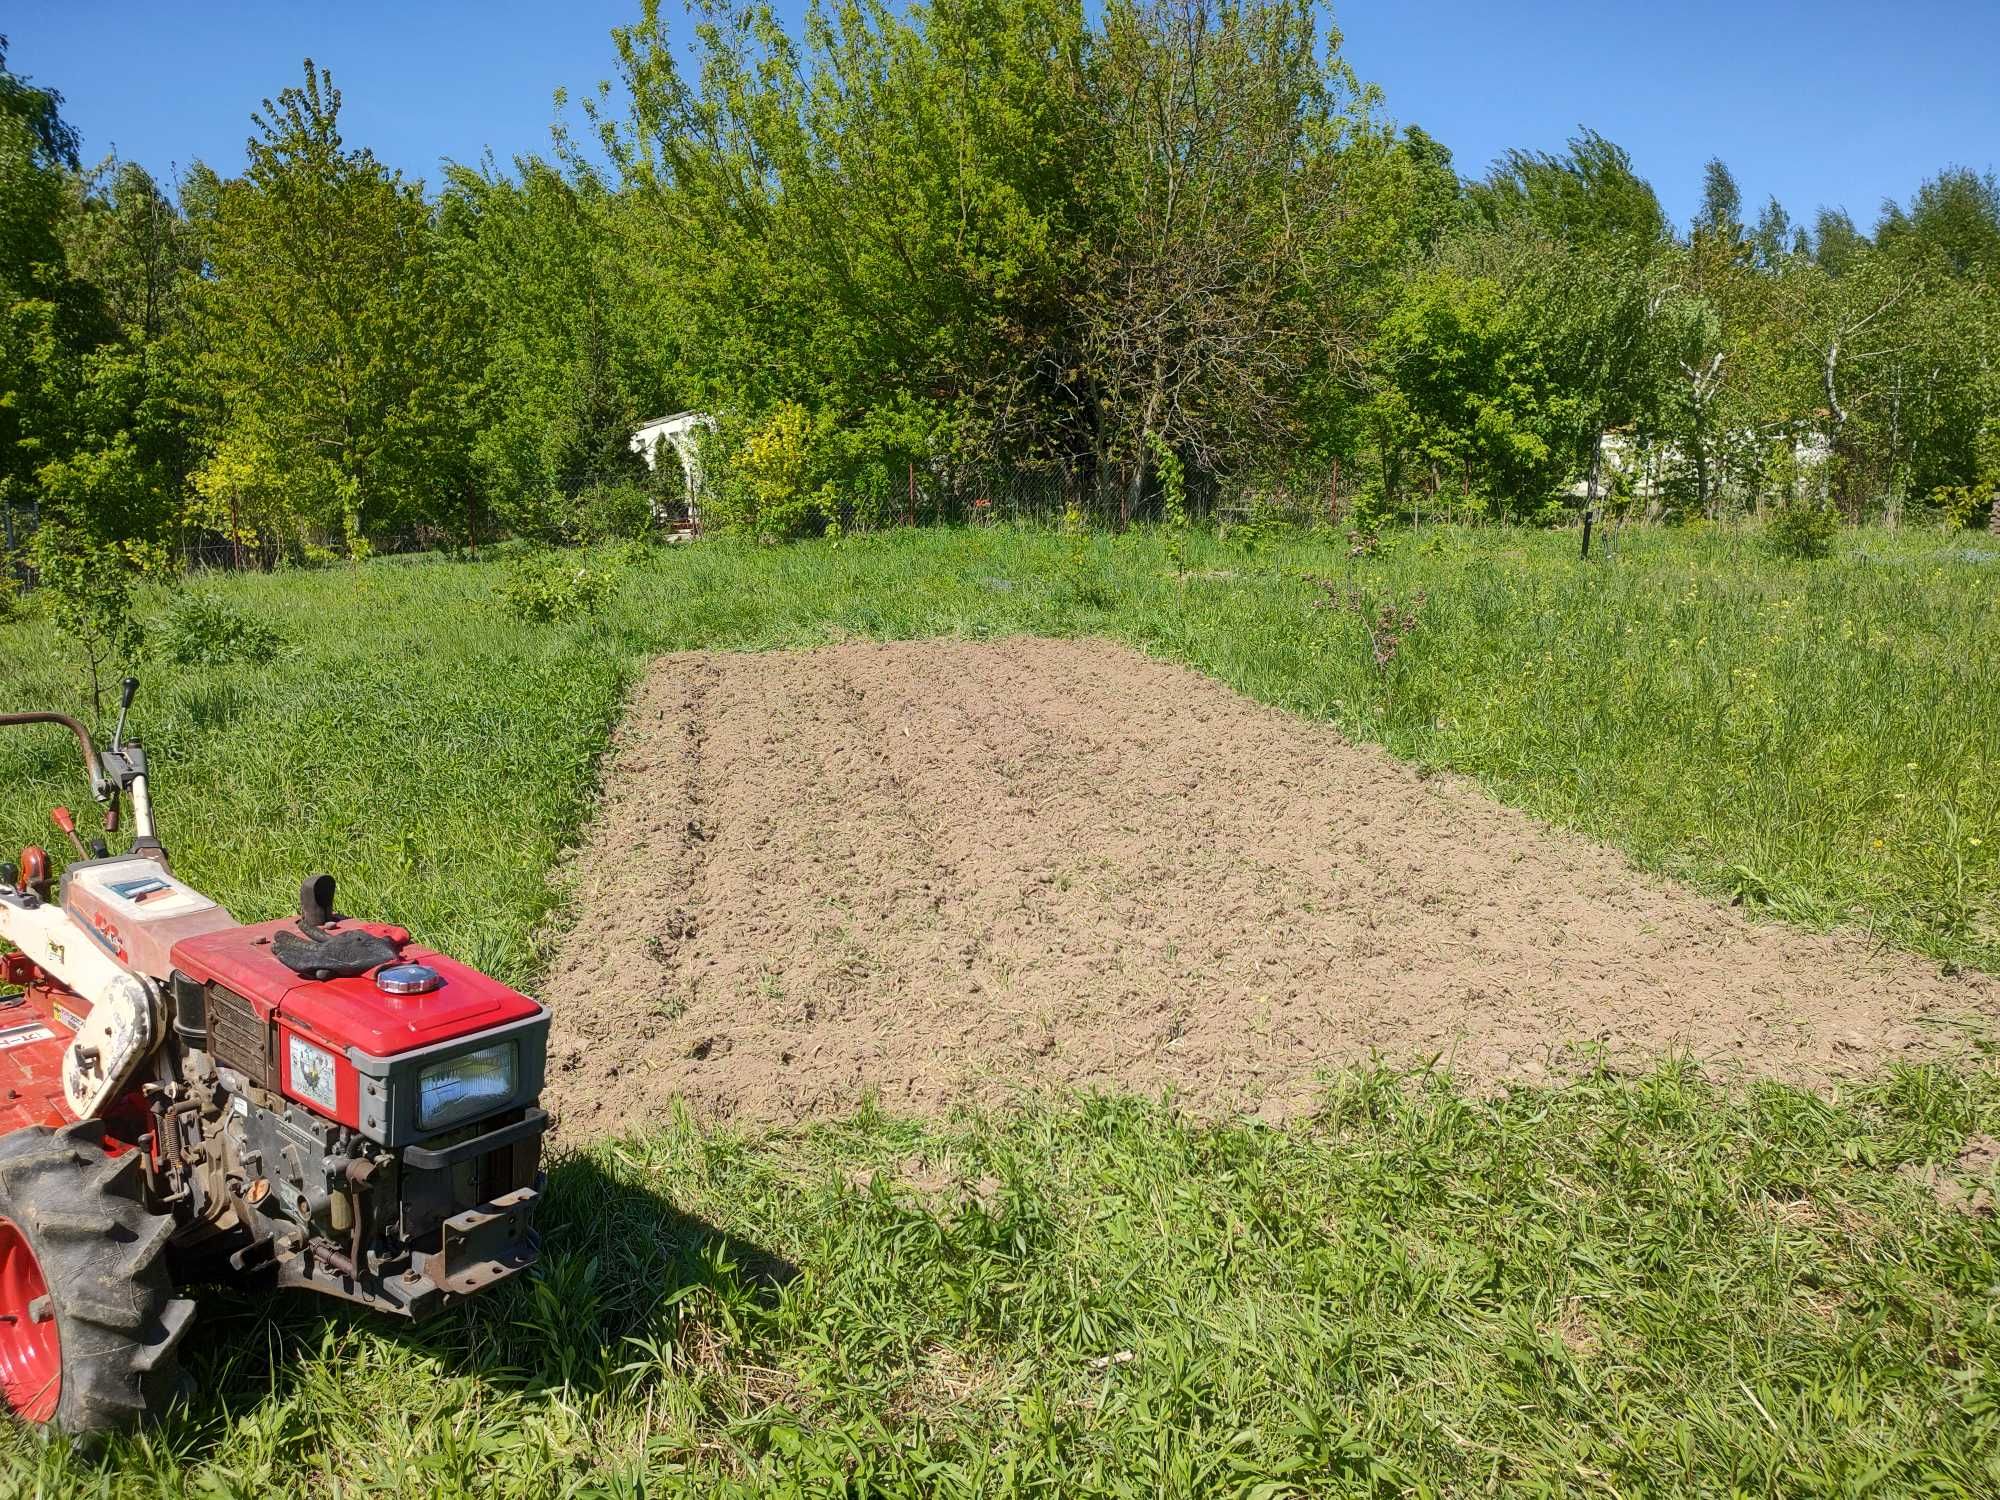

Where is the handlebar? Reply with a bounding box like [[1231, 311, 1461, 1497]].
[[0, 711, 110, 804]]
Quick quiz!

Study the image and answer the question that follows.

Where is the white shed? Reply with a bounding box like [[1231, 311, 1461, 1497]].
[[629, 411, 716, 534]]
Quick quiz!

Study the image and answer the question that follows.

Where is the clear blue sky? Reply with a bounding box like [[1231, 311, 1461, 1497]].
[[7, 1, 1995, 231]]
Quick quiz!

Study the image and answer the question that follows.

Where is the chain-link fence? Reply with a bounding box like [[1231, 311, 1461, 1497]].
[[2, 500, 38, 593], [847, 458, 1345, 532], [3, 454, 1354, 593]]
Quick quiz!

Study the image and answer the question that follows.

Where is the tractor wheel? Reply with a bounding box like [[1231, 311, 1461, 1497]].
[[0, 1120, 196, 1434]]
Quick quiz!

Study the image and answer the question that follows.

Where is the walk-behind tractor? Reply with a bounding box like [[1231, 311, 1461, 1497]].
[[0, 681, 549, 1434]]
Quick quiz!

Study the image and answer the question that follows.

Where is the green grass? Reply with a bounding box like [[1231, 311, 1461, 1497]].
[[0, 521, 1997, 1494], [5, 1070, 2000, 1495], [5, 522, 1995, 981]]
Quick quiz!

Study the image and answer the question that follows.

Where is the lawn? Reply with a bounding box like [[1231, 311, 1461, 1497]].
[[0, 522, 1997, 1495]]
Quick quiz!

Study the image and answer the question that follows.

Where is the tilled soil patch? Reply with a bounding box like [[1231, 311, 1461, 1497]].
[[541, 638, 1995, 1133]]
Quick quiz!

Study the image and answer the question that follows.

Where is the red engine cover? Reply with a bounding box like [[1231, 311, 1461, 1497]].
[[169, 918, 542, 1060]]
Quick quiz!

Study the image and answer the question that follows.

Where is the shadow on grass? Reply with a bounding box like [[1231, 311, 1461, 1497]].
[[172, 1148, 795, 1431]]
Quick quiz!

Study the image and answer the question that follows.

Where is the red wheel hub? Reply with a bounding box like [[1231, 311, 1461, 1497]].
[[0, 1218, 59, 1422]]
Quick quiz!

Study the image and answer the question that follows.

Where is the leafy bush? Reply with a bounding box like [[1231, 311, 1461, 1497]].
[[1521, 493, 1576, 528], [1342, 479, 1397, 534], [1928, 423, 1998, 530], [1603, 462, 1638, 519], [697, 398, 947, 539], [573, 482, 656, 546], [840, 457, 900, 531], [498, 549, 619, 624], [27, 523, 162, 717], [1764, 501, 1840, 561], [158, 591, 283, 666], [1151, 434, 1190, 573], [1225, 491, 1309, 556], [705, 402, 833, 542], [1053, 503, 1113, 608], [603, 537, 659, 573], [819, 397, 945, 530], [1922, 482, 1994, 530]]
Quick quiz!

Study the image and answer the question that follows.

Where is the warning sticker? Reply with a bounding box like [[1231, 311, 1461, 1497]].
[[0, 1025, 56, 1051]]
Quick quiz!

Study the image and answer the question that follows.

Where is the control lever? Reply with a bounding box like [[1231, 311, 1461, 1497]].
[[49, 807, 89, 859], [111, 676, 138, 753]]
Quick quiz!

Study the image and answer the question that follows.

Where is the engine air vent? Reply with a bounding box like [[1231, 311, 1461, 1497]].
[[205, 984, 271, 1088]]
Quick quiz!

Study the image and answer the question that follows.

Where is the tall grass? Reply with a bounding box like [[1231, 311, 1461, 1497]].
[[4, 1067, 1999, 1494], [0, 521, 1996, 1492], [16, 522, 1988, 978]]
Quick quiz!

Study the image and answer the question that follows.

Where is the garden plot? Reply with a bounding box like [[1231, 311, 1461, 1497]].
[[542, 637, 1994, 1133]]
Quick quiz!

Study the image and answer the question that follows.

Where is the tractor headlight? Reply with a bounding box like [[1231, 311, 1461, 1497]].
[[416, 1041, 517, 1131]]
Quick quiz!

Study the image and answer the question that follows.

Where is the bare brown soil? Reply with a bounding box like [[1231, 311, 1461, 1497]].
[[541, 638, 1997, 1134]]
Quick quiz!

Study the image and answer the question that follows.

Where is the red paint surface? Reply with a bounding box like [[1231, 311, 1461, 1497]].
[[0, 916, 533, 1140], [171, 919, 540, 1060], [0, 1217, 59, 1421], [0, 987, 76, 1135]]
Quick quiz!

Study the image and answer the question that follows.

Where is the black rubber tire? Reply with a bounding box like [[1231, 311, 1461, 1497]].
[[0, 1120, 196, 1435]]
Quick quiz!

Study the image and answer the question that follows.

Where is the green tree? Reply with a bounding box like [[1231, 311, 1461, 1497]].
[[437, 156, 663, 540], [1638, 278, 1751, 518], [1750, 195, 1798, 270], [1075, 0, 1380, 517], [1877, 167, 2000, 284], [1373, 229, 1646, 520], [37, 159, 209, 546], [0, 34, 79, 169], [1470, 128, 1668, 258], [1810, 207, 1869, 275], [597, 0, 1403, 511], [1691, 157, 1743, 245], [193, 62, 471, 553], [597, 0, 1092, 468], [1398, 126, 1470, 254], [63, 159, 193, 343], [0, 51, 110, 523]]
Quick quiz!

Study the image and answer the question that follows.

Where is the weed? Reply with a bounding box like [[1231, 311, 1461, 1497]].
[[157, 590, 283, 667], [498, 547, 619, 624], [1765, 500, 1841, 560], [571, 481, 656, 547], [1314, 579, 1429, 671]]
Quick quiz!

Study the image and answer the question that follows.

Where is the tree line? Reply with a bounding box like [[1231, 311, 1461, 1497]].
[[3, 0, 1997, 577]]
